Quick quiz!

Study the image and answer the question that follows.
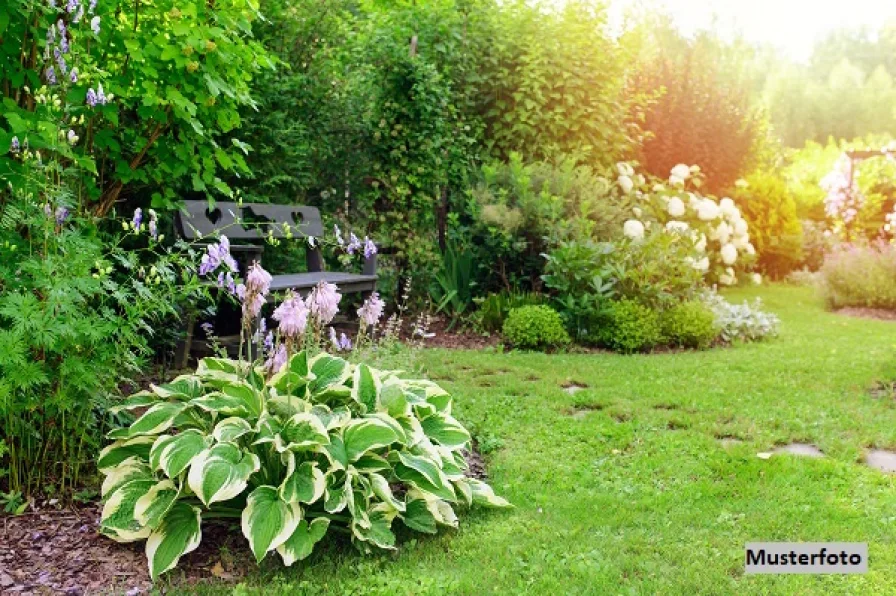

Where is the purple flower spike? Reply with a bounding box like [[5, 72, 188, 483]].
[[363, 236, 377, 259], [338, 332, 352, 351], [131, 208, 142, 231], [90, 15, 100, 35], [66, 0, 79, 13], [88, 0, 97, 13], [57, 19, 66, 35], [10, 136, 20, 154], [86, 88, 98, 107], [200, 322, 214, 335], [55, 206, 70, 225], [69, 68, 78, 83], [346, 233, 361, 255], [46, 66, 57, 85]]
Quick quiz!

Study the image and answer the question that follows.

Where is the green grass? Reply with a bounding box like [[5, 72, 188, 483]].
[[182, 285, 896, 595]]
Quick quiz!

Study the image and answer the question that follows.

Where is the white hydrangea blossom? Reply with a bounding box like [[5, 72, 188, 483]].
[[670, 163, 691, 180], [618, 175, 634, 193], [623, 219, 645, 240], [667, 197, 685, 217], [664, 220, 689, 234], [697, 199, 720, 221], [720, 243, 738, 265]]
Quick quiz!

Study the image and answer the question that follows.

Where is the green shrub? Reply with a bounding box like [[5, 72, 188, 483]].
[[598, 300, 662, 353], [473, 291, 542, 333], [99, 352, 510, 579], [730, 172, 803, 278], [502, 305, 570, 350], [821, 242, 896, 310], [660, 301, 719, 349]]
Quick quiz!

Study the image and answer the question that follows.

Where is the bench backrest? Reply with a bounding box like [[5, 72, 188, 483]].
[[175, 201, 324, 240]]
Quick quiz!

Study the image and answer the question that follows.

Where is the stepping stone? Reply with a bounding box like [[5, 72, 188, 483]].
[[865, 449, 896, 473], [772, 443, 824, 458], [563, 384, 586, 395], [719, 437, 743, 447]]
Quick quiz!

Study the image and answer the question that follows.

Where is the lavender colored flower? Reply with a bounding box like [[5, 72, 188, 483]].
[[57, 19, 66, 36], [90, 15, 100, 35], [88, 0, 97, 13], [264, 344, 287, 374], [333, 224, 344, 246], [47, 25, 56, 44], [46, 66, 57, 85], [54, 49, 68, 75], [59, 35, 69, 54], [241, 262, 272, 320], [96, 83, 107, 104], [252, 317, 268, 343], [272, 292, 309, 338], [55, 206, 69, 225], [306, 280, 341, 326], [363, 236, 377, 259], [199, 235, 238, 276], [329, 326, 340, 351], [339, 332, 352, 351], [346, 233, 361, 255], [44, 203, 53, 218], [86, 88, 98, 107], [200, 322, 214, 336], [147, 209, 158, 239], [10, 136, 20, 154], [73, 3, 84, 23], [357, 292, 385, 327], [69, 67, 78, 83], [131, 207, 143, 231], [66, 0, 79, 14], [67, 129, 78, 145]]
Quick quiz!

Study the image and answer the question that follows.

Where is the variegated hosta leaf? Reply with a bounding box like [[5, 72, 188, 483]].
[[377, 379, 410, 418], [280, 455, 326, 504], [98, 436, 155, 471], [187, 442, 261, 506], [402, 498, 438, 534], [196, 357, 242, 377], [101, 456, 154, 498], [368, 472, 405, 512], [324, 470, 350, 513], [190, 391, 252, 417], [275, 412, 330, 452], [435, 445, 467, 480], [134, 479, 180, 527], [404, 489, 457, 529], [108, 391, 157, 414], [213, 417, 254, 443], [268, 350, 313, 397], [146, 501, 202, 580], [353, 453, 390, 473], [101, 477, 156, 542], [149, 429, 210, 478], [392, 452, 456, 502], [253, 413, 282, 446], [268, 394, 310, 419], [342, 416, 403, 462], [468, 479, 512, 508], [241, 486, 302, 563], [351, 364, 380, 412], [453, 478, 473, 507], [308, 353, 351, 397], [420, 414, 471, 449], [128, 402, 187, 437], [322, 435, 348, 470], [312, 404, 351, 431], [220, 381, 264, 418], [277, 517, 330, 566], [351, 503, 397, 551], [150, 375, 204, 400]]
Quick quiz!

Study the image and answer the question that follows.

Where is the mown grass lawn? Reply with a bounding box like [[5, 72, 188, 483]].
[[185, 284, 896, 595]]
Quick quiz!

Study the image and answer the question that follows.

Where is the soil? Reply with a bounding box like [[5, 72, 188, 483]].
[[0, 447, 491, 594], [413, 317, 502, 350], [835, 307, 896, 322]]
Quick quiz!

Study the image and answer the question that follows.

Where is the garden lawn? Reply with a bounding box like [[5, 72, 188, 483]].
[[183, 284, 896, 595]]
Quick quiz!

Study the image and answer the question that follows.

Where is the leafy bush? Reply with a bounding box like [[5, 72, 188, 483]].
[[820, 242, 896, 310], [729, 172, 803, 278], [660, 301, 719, 349], [597, 300, 662, 353], [472, 291, 542, 334], [429, 243, 477, 325], [702, 291, 781, 342], [799, 219, 836, 271], [502, 306, 570, 350], [98, 352, 509, 579]]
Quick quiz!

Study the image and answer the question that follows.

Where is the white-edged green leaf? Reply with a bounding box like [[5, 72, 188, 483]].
[[196, 357, 241, 375], [377, 378, 409, 418], [453, 478, 473, 507], [108, 391, 157, 414], [468, 479, 511, 508], [324, 471, 350, 513], [101, 456, 154, 498], [134, 479, 180, 527], [100, 478, 156, 542], [368, 473, 405, 512], [146, 501, 202, 579], [187, 442, 260, 506], [277, 517, 329, 566], [351, 503, 397, 551], [98, 436, 155, 471], [276, 413, 330, 451], [268, 394, 309, 419], [342, 417, 401, 462], [322, 435, 348, 470], [253, 413, 282, 446], [402, 498, 438, 534], [280, 457, 326, 504], [311, 405, 351, 430], [151, 375, 204, 400], [393, 452, 455, 501], [353, 453, 390, 473], [241, 485, 302, 563], [213, 417, 254, 443], [351, 364, 380, 412], [405, 489, 457, 528], [150, 430, 210, 478], [190, 391, 251, 417], [436, 445, 467, 480], [421, 414, 471, 449], [128, 402, 186, 437], [308, 353, 351, 396], [221, 381, 264, 418]]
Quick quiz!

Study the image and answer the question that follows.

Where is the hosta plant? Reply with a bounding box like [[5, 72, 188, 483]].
[[98, 352, 509, 579]]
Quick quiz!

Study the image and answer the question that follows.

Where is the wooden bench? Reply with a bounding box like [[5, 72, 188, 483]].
[[174, 200, 377, 364]]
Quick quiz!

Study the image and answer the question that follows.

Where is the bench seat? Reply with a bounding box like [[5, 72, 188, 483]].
[[269, 272, 378, 295]]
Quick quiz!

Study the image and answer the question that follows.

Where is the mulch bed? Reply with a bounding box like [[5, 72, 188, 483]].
[[835, 307, 896, 322], [0, 449, 491, 594], [406, 317, 502, 350]]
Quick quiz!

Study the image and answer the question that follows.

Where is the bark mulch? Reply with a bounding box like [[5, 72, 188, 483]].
[[835, 307, 896, 322], [0, 449, 491, 594]]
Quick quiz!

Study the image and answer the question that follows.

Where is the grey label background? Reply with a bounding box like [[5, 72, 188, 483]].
[[745, 542, 868, 574]]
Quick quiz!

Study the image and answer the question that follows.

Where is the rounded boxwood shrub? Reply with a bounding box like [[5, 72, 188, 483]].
[[502, 305, 570, 349], [660, 301, 719, 349], [598, 299, 661, 353]]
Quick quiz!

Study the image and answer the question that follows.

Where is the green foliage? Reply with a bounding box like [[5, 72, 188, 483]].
[[702, 290, 780, 342], [730, 171, 803, 278], [597, 299, 662, 353], [472, 291, 541, 334], [820, 242, 896, 310], [502, 305, 570, 350], [429, 243, 476, 325], [660, 301, 718, 349], [1, 0, 272, 216], [98, 352, 509, 579]]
